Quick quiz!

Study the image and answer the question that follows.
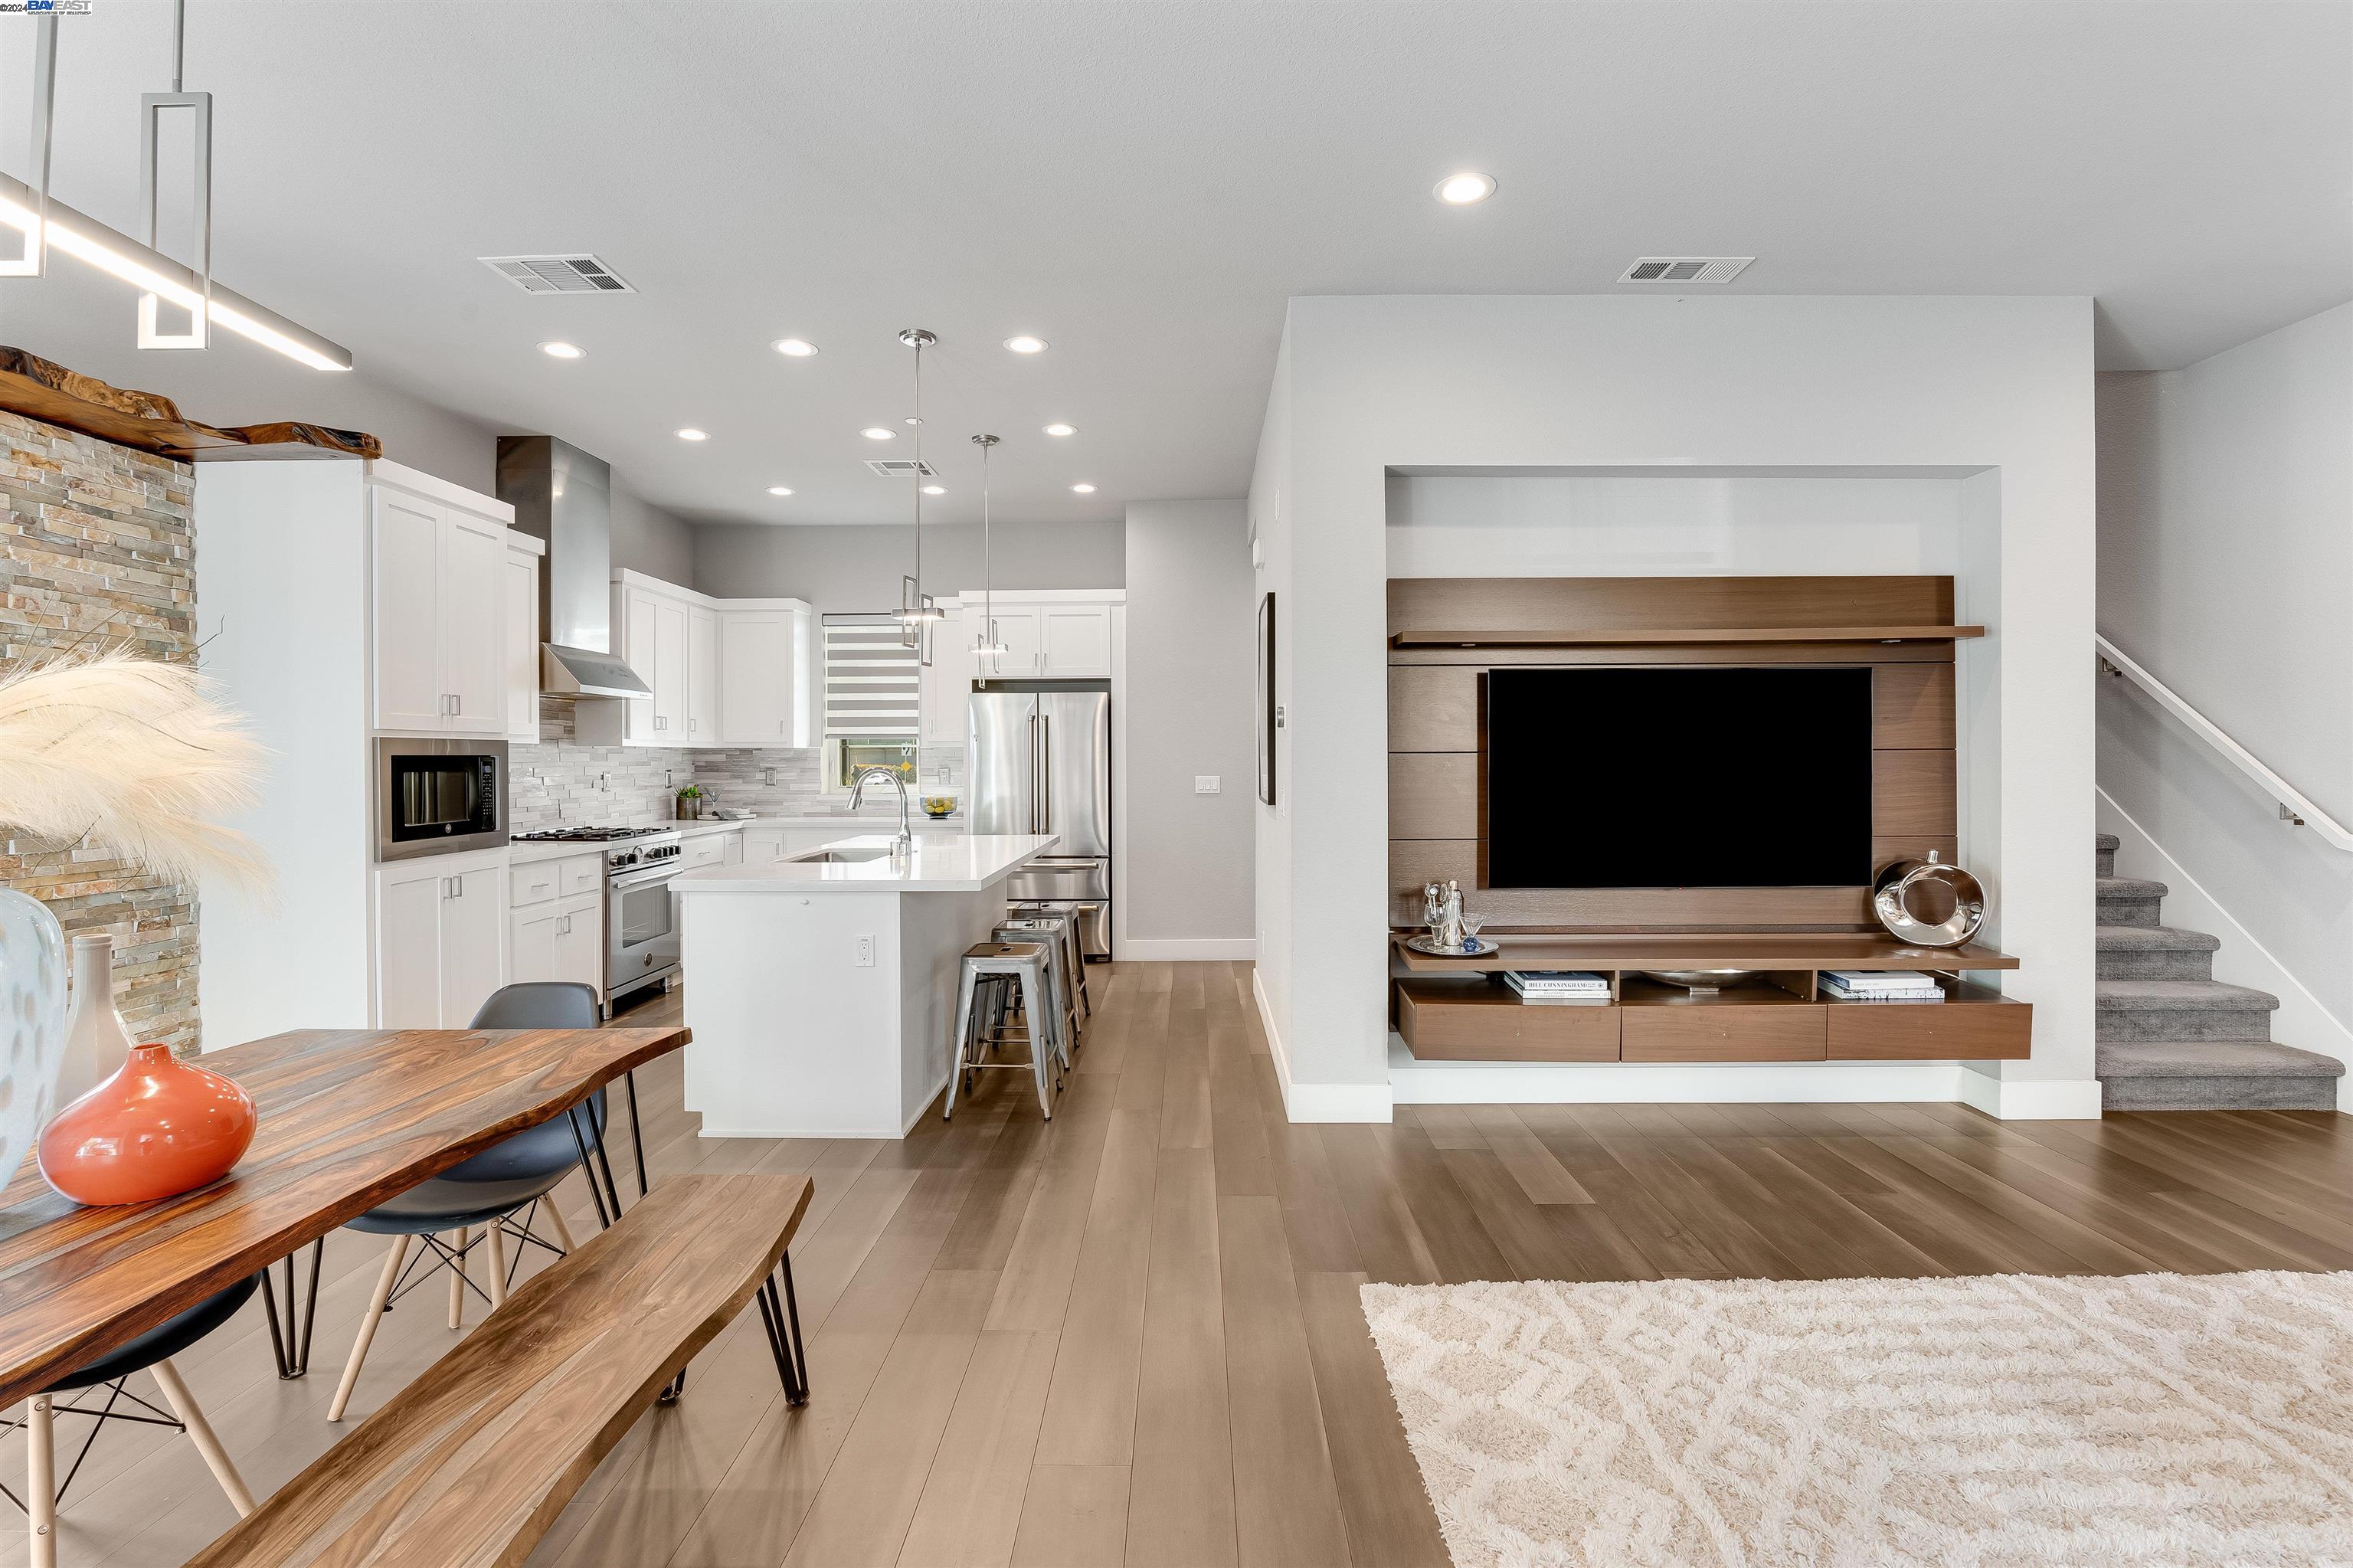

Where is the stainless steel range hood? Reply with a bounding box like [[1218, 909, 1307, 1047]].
[[495, 435, 653, 699]]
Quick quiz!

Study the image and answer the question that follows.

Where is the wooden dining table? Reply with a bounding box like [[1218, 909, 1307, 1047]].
[[0, 1023, 688, 1413]]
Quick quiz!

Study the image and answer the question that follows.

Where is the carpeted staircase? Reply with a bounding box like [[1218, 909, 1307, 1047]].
[[2096, 833, 2345, 1111]]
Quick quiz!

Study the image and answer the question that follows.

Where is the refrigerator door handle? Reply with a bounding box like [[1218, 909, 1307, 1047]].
[[1026, 711, 1039, 833], [1039, 715, 1051, 837]]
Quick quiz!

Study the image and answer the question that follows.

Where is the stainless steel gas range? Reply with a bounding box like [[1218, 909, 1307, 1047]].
[[512, 826, 683, 1014]]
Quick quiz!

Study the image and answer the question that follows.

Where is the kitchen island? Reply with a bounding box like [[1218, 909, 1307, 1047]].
[[673, 832, 1059, 1137]]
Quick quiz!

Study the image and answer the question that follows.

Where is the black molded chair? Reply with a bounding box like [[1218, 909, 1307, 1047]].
[[326, 982, 620, 1421], [9, 1275, 260, 1566]]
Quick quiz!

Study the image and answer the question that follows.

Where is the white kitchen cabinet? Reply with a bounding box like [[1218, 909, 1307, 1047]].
[[743, 827, 787, 864], [687, 607, 720, 743], [602, 573, 814, 749], [371, 489, 445, 732], [617, 583, 690, 742], [369, 481, 512, 735], [512, 892, 601, 992], [680, 832, 729, 870], [720, 611, 796, 743], [722, 831, 745, 866], [921, 607, 975, 745], [374, 850, 508, 1028], [504, 535, 543, 744], [979, 607, 1039, 680], [1039, 606, 1112, 678]]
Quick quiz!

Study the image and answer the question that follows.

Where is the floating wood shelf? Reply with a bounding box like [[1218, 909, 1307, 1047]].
[[1389, 625, 1985, 648], [1394, 970, 2031, 1063], [1391, 933, 2018, 974]]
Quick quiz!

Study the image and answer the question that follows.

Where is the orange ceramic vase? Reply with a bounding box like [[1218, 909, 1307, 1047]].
[[38, 1042, 256, 1206]]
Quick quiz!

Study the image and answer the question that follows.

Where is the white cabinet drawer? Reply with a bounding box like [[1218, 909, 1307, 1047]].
[[559, 854, 603, 897], [681, 833, 728, 869], [743, 828, 787, 863], [509, 860, 564, 908]]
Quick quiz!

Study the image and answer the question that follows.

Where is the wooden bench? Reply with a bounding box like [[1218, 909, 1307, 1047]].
[[185, 1174, 813, 1568]]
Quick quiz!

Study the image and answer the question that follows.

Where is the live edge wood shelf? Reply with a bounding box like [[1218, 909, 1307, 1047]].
[[1392, 936, 2031, 1065]]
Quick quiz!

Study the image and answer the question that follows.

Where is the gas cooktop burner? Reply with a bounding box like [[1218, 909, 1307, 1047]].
[[512, 826, 670, 843]]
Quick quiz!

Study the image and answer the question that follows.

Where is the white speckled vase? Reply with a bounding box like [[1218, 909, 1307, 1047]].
[[0, 888, 67, 1195]]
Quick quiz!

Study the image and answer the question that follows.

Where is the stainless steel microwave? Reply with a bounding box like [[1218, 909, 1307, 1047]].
[[375, 738, 509, 861]]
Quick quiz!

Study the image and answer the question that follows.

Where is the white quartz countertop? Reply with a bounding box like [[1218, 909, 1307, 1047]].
[[509, 814, 964, 863], [672, 833, 1056, 894]]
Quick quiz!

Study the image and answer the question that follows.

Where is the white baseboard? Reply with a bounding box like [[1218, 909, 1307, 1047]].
[[1252, 967, 1393, 1123], [2098, 786, 2353, 1114], [1956, 1068, 2104, 1121], [1118, 938, 1257, 961]]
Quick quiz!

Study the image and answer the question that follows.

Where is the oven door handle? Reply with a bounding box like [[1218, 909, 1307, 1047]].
[[610, 867, 681, 892]]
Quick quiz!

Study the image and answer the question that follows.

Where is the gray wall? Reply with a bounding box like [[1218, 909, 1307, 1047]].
[[611, 477, 698, 582], [694, 522, 1124, 614], [3, 263, 499, 491], [1124, 500, 1256, 947]]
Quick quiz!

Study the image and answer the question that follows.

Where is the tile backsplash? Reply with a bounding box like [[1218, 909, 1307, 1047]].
[[512, 702, 965, 827]]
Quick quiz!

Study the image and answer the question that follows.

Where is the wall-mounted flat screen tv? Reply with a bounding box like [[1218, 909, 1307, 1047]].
[[1484, 666, 1874, 889]]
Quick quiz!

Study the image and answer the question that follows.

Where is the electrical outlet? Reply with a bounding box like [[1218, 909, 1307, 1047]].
[[1194, 775, 1221, 794], [854, 935, 875, 967]]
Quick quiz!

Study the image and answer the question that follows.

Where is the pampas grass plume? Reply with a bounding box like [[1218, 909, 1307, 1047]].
[[0, 649, 273, 890]]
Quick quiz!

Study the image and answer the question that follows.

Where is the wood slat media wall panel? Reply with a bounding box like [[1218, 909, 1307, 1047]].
[[1388, 840, 1870, 930], [1386, 575, 1953, 637], [1389, 754, 1478, 840], [1871, 663, 1955, 748], [1871, 749, 1959, 836], [1389, 665, 1480, 752]]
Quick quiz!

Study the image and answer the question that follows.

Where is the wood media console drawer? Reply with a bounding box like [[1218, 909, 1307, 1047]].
[[1396, 977, 1621, 1062], [1619, 983, 1825, 1062], [1826, 985, 2032, 1059]]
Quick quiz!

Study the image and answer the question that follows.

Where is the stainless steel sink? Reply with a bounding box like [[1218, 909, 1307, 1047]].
[[787, 845, 896, 864]]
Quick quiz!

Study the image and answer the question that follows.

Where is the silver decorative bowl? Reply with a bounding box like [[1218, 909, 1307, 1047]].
[[1873, 854, 1986, 948], [1639, 968, 1759, 990]]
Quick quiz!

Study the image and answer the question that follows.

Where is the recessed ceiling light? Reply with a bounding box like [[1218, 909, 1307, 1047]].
[[1004, 335, 1048, 355], [1435, 172, 1497, 205], [538, 340, 585, 359], [922, 485, 945, 495], [1043, 423, 1076, 437], [676, 427, 709, 441], [1070, 483, 1096, 493], [771, 338, 817, 357], [860, 427, 896, 440], [767, 486, 794, 496]]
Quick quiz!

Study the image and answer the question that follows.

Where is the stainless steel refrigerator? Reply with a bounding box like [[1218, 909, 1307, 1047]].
[[969, 686, 1111, 957]]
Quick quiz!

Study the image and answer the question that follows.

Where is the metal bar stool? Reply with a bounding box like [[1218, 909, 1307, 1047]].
[[1010, 902, 1092, 1020], [944, 942, 1059, 1120], [996, 916, 1079, 1070]]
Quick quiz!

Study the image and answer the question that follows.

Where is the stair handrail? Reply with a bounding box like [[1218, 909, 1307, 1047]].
[[2096, 633, 2353, 853]]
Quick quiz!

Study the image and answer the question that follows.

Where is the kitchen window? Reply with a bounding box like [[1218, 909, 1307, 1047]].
[[821, 612, 920, 791]]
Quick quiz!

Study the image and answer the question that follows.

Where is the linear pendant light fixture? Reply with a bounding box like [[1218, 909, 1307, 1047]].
[[137, 0, 209, 349], [0, 6, 350, 371], [0, 15, 57, 281], [894, 328, 945, 661], [971, 433, 1007, 662]]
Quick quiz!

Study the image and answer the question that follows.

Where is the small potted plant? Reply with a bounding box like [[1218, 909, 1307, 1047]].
[[676, 784, 705, 821]]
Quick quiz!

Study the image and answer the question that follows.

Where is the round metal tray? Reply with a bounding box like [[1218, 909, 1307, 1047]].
[[1402, 935, 1500, 957]]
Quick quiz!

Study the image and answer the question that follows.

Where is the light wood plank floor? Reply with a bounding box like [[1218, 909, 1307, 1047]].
[[9, 961, 2352, 1566]]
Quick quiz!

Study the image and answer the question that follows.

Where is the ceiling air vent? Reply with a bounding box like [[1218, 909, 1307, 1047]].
[[479, 254, 635, 294], [1618, 256, 1753, 284], [864, 459, 940, 478]]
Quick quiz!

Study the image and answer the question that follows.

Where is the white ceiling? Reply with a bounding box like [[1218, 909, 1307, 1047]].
[[8, 1, 2348, 527]]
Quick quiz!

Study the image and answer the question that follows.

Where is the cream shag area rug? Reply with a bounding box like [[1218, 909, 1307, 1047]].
[[1360, 1272, 2353, 1567]]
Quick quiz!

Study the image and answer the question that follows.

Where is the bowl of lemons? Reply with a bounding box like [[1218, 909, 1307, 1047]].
[[921, 794, 957, 819]]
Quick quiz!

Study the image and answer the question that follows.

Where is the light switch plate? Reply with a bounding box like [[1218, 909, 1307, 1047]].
[[1194, 775, 1221, 794]]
